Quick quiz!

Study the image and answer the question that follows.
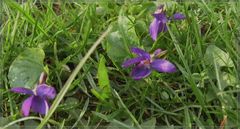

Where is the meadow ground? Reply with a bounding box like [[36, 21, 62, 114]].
[[1, 0, 240, 129]]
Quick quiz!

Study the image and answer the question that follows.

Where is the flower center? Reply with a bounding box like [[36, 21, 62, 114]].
[[155, 6, 164, 14], [32, 88, 37, 96], [143, 60, 151, 65]]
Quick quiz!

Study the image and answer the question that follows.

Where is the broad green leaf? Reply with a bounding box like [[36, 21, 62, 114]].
[[118, 11, 139, 46], [106, 31, 129, 65], [98, 55, 110, 93], [135, 20, 147, 35], [129, 5, 143, 15], [140, 117, 156, 129], [106, 11, 139, 66], [8, 48, 45, 89], [204, 45, 234, 67], [91, 88, 109, 101], [213, 59, 228, 91], [222, 72, 237, 87], [91, 55, 111, 101]]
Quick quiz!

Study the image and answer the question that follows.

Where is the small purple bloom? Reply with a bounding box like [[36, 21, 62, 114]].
[[149, 5, 185, 41], [173, 13, 186, 20], [11, 84, 56, 116], [122, 47, 176, 80]]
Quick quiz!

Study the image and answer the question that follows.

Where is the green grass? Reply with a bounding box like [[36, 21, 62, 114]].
[[1, 0, 240, 129]]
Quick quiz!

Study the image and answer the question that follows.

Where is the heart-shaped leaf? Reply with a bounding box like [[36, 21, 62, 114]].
[[222, 72, 237, 87], [118, 13, 139, 46], [106, 11, 139, 66], [106, 31, 129, 65], [204, 45, 234, 67], [8, 48, 45, 89]]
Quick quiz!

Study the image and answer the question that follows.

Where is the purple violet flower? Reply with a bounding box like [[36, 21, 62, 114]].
[[11, 84, 56, 117], [149, 5, 185, 41], [122, 47, 176, 80]]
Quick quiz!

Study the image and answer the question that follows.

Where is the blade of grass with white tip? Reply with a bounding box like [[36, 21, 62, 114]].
[[36, 26, 112, 129]]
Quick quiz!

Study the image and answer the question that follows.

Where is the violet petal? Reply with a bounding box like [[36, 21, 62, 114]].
[[153, 13, 168, 23], [122, 56, 146, 68], [21, 96, 34, 117], [11, 87, 34, 95], [131, 47, 151, 59], [158, 21, 168, 33], [131, 64, 152, 80], [173, 13, 185, 20], [31, 96, 49, 115], [151, 59, 176, 73], [36, 84, 56, 99], [149, 18, 167, 41], [149, 18, 160, 41], [153, 49, 162, 57]]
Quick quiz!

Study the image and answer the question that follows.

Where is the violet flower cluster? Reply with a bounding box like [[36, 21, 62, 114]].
[[122, 48, 176, 80], [11, 73, 56, 117], [10, 5, 185, 118], [123, 5, 185, 80]]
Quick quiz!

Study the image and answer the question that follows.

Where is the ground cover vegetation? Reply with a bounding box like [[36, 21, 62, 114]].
[[1, 0, 240, 128]]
